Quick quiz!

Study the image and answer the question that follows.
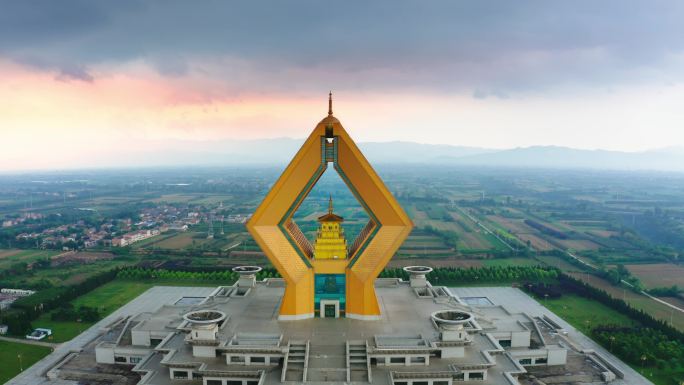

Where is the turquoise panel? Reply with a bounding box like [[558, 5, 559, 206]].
[[314, 274, 346, 312]]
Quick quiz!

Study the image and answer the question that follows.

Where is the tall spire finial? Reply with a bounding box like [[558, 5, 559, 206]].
[[328, 91, 333, 116], [328, 194, 333, 214]]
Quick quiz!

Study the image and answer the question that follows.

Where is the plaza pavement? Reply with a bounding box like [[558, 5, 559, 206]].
[[7, 285, 656, 385]]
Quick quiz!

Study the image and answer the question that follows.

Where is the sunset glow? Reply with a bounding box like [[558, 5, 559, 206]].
[[2, 1, 684, 170]]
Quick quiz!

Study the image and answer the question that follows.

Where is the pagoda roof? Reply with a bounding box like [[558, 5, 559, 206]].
[[318, 194, 344, 222], [318, 212, 344, 222]]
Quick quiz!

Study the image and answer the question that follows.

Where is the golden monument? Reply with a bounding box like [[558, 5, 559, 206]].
[[246, 93, 413, 320]]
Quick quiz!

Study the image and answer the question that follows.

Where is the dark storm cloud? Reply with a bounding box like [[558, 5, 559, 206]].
[[1, 0, 683, 93]]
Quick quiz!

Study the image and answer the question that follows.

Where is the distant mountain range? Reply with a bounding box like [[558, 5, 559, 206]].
[[93, 138, 684, 172]]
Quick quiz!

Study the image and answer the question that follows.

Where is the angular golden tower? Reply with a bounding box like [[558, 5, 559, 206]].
[[246, 93, 413, 320]]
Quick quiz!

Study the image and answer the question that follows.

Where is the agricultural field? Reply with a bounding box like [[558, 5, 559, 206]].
[[144, 193, 238, 206], [625, 263, 684, 289], [145, 194, 198, 203], [406, 204, 509, 252], [148, 232, 210, 249], [515, 233, 555, 251], [0, 340, 52, 383], [451, 211, 507, 251], [86, 196, 140, 205], [398, 234, 452, 257], [0, 249, 61, 270], [486, 216, 556, 251], [3, 257, 132, 288], [568, 272, 684, 332], [0, 249, 128, 288], [0, 249, 22, 258], [534, 254, 587, 272], [555, 239, 601, 251], [191, 195, 234, 205]]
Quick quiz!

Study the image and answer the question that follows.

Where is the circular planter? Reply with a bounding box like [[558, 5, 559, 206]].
[[183, 310, 227, 325], [431, 310, 473, 330], [232, 266, 263, 276], [403, 266, 433, 275]]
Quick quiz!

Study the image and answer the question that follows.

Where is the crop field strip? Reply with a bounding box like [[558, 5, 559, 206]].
[[625, 263, 684, 289], [568, 272, 684, 331]]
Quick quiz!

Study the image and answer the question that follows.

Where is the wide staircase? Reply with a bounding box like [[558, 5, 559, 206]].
[[306, 342, 348, 382], [281, 340, 372, 383], [281, 340, 309, 382], [346, 340, 371, 382]]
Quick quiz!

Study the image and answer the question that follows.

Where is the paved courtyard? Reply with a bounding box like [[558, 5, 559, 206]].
[[7, 285, 655, 385]]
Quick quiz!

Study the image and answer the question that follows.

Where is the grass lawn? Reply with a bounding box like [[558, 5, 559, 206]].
[[31, 314, 94, 343], [35, 279, 229, 342], [542, 294, 637, 336], [540, 294, 681, 385], [0, 340, 52, 383], [72, 280, 227, 316], [72, 281, 158, 316]]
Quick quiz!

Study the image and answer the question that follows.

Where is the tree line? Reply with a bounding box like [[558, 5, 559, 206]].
[[556, 273, 684, 344], [592, 326, 684, 373], [116, 267, 280, 282], [379, 265, 559, 285], [0, 268, 119, 335]]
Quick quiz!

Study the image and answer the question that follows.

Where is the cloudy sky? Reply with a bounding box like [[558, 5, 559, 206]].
[[2, 0, 684, 170]]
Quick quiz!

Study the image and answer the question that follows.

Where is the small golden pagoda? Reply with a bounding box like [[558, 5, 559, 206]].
[[313, 195, 348, 260]]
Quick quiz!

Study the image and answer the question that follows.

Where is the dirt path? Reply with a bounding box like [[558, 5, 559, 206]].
[[0, 335, 60, 348]]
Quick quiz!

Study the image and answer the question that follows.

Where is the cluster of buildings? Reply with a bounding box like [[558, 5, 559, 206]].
[[138, 205, 201, 228], [110, 205, 205, 247], [226, 214, 251, 224], [109, 205, 252, 247], [15, 220, 119, 249], [0, 288, 35, 311], [2, 213, 44, 228], [2, 190, 258, 251], [6, 203, 239, 249], [112, 229, 162, 247]]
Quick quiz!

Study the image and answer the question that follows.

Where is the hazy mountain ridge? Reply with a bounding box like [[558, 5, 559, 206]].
[[134, 139, 684, 172], [448, 145, 684, 171], [9, 139, 684, 172]]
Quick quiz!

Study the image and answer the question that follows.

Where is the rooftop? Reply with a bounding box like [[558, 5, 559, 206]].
[[11, 284, 653, 385]]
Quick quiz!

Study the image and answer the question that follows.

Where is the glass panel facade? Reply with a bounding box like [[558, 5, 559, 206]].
[[314, 274, 345, 313]]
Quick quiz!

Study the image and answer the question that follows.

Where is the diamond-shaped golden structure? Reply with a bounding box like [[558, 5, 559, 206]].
[[246, 94, 413, 320]]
